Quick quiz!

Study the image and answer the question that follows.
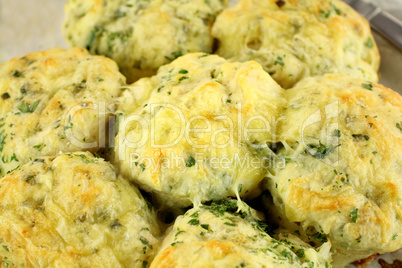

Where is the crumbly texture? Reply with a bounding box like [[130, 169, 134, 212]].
[[115, 53, 286, 207], [264, 74, 402, 267], [63, 0, 228, 82], [0, 48, 125, 176], [0, 153, 160, 267], [212, 0, 380, 88], [151, 200, 332, 267]]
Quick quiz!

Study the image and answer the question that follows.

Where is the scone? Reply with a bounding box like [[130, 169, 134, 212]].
[[151, 199, 332, 267], [212, 0, 380, 88], [0, 152, 160, 267], [63, 0, 228, 82], [264, 74, 402, 267], [115, 53, 286, 207], [0, 48, 125, 177]]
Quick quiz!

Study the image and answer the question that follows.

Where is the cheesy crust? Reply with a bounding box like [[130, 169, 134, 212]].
[[151, 200, 332, 267], [264, 74, 402, 267], [0, 153, 160, 267], [115, 53, 286, 207], [63, 0, 228, 82], [0, 48, 125, 177], [212, 0, 380, 88]]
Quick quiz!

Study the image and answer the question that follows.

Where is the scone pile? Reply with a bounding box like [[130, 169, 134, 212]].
[[0, 0, 400, 267]]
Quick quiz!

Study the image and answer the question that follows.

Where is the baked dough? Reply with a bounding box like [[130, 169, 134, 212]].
[[0, 152, 160, 267], [115, 53, 286, 207], [63, 0, 228, 82], [264, 74, 402, 267], [212, 0, 380, 88], [0, 48, 125, 177], [151, 199, 332, 267]]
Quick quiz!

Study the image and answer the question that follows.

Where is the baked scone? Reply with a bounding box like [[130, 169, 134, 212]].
[[264, 74, 402, 267], [63, 0, 228, 82], [212, 0, 380, 88], [0, 48, 125, 177], [0, 152, 160, 267], [115, 53, 286, 207], [151, 199, 332, 267]]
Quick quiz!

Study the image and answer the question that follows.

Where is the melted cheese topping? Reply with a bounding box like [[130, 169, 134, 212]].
[[0, 153, 160, 267], [63, 0, 228, 82], [151, 200, 332, 267], [115, 53, 286, 207], [264, 74, 402, 267], [0, 48, 125, 177], [212, 0, 380, 88]]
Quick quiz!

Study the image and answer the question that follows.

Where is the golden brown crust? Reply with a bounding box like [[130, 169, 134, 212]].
[[0, 48, 126, 176], [265, 74, 402, 267], [0, 153, 160, 267], [115, 53, 286, 207], [212, 0, 380, 88], [151, 200, 332, 267], [63, 0, 229, 82]]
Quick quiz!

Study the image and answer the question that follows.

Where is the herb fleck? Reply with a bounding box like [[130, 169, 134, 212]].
[[203, 200, 241, 218], [64, 115, 73, 130], [188, 219, 199, 225], [274, 56, 284, 66], [78, 154, 90, 163], [171, 241, 183, 247], [1, 93, 10, 100], [185, 156, 196, 167], [18, 100, 40, 113], [238, 184, 243, 193], [140, 163, 146, 172], [397, 122, 402, 131], [362, 83, 373, 90], [310, 232, 328, 243], [87, 29, 97, 50], [190, 211, 199, 218], [333, 129, 341, 137], [178, 76, 189, 83], [142, 261, 148, 268], [157, 85, 165, 93], [350, 207, 358, 223], [0, 130, 6, 153], [320, 9, 331, 18], [110, 219, 122, 229], [140, 237, 149, 245], [12, 70, 24, 78], [352, 134, 370, 141], [201, 224, 209, 230], [10, 153, 18, 162], [365, 37, 374, 48], [307, 143, 339, 159], [165, 51, 183, 62], [281, 249, 291, 258], [296, 249, 305, 258], [331, 3, 341, 15], [33, 143, 46, 152]]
